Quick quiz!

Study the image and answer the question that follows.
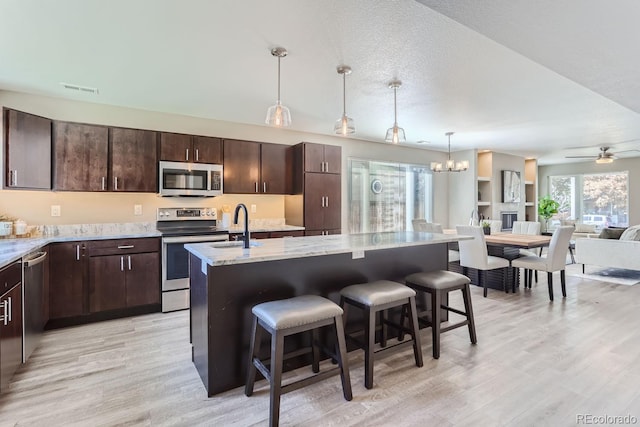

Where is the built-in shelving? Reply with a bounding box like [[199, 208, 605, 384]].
[[524, 160, 537, 222], [477, 151, 493, 220]]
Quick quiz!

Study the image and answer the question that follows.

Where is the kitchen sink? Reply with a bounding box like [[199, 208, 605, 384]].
[[210, 240, 262, 249]]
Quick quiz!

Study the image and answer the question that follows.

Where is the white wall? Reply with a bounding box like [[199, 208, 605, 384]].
[[448, 149, 477, 228], [0, 90, 450, 229], [538, 158, 640, 226]]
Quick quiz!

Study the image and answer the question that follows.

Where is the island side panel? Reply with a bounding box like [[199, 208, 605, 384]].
[[197, 243, 447, 396], [189, 254, 210, 391]]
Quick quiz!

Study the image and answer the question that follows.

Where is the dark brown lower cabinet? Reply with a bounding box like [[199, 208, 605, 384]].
[[49, 242, 87, 319], [89, 247, 160, 314], [46, 238, 160, 328], [1, 282, 23, 393]]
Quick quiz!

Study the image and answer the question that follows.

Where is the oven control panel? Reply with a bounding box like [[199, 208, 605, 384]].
[[157, 207, 218, 221]]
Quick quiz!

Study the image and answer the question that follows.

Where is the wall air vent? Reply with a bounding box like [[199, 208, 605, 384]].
[[59, 82, 99, 95]]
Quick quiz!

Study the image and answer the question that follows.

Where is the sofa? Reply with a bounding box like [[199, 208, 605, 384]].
[[575, 225, 640, 271]]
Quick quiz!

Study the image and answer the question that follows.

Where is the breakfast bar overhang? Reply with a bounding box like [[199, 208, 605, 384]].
[[186, 232, 470, 396]]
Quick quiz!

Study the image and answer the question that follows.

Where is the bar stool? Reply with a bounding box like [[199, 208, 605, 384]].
[[402, 270, 477, 359], [340, 280, 423, 389], [245, 295, 352, 427]]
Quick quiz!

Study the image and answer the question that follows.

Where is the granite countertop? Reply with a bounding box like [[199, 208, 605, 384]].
[[185, 231, 470, 267], [0, 222, 160, 268]]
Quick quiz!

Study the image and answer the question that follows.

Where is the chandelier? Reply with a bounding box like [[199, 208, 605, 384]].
[[430, 132, 469, 172]]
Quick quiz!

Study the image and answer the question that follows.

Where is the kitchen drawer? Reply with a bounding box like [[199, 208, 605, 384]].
[[86, 237, 160, 256], [0, 260, 22, 294]]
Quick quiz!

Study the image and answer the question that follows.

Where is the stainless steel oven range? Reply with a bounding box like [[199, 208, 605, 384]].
[[156, 207, 228, 312]]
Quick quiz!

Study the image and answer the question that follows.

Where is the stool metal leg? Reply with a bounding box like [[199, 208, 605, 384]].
[[364, 306, 376, 389], [379, 310, 387, 348], [431, 290, 441, 359], [245, 316, 262, 397], [269, 331, 285, 427], [407, 296, 423, 367], [333, 314, 353, 401], [311, 328, 320, 373], [462, 284, 477, 344]]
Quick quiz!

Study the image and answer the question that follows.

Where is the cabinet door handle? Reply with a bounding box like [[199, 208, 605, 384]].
[[114, 176, 119, 190], [10, 170, 18, 186], [186, 148, 189, 161], [76, 244, 80, 261], [195, 149, 199, 162], [1, 298, 8, 326], [321, 196, 325, 208], [101, 176, 106, 191], [255, 182, 258, 193], [263, 182, 267, 193], [321, 162, 325, 172], [120, 256, 124, 271], [325, 162, 329, 172], [128, 255, 132, 271], [325, 196, 329, 207], [7, 296, 11, 323], [117, 245, 135, 249]]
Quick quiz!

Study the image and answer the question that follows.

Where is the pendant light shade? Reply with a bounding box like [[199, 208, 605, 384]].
[[385, 80, 406, 144], [265, 47, 291, 127], [334, 65, 355, 135], [430, 132, 469, 172]]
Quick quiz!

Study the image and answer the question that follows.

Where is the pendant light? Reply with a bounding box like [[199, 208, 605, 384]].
[[265, 47, 291, 127], [334, 65, 355, 135], [385, 80, 406, 144], [430, 132, 469, 172]]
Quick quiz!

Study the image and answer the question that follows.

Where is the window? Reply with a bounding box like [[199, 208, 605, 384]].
[[348, 159, 433, 233], [549, 171, 629, 230]]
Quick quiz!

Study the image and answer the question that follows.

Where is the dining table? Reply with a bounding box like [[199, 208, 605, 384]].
[[449, 232, 553, 292]]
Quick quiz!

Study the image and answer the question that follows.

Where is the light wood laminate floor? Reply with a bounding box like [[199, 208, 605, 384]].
[[2, 270, 640, 426]]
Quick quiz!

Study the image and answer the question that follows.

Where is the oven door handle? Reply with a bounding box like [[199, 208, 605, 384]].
[[162, 235, 229, 244]]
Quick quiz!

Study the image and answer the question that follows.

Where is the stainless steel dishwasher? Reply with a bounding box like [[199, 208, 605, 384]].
[[23, 250, 47, 362]]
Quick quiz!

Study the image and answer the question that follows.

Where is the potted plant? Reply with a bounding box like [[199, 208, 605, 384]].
[[481, 220, 491, 235], [538, 195, 559, 232]]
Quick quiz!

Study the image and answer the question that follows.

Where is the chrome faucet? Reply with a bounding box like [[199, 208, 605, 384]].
[[233, 203, 251, 249]]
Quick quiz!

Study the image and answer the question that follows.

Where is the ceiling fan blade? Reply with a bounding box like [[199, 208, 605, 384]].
[[565, 155, 598, 158]]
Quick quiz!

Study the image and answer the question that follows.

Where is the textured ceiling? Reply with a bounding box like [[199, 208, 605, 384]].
[[1, 0, 639, 164]]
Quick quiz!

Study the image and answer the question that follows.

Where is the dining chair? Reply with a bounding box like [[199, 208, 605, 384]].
[[456, 225, 510, 297], [512, 220, 542, 283], [511, 226, 574, 301], [414, 221, 460, 262]]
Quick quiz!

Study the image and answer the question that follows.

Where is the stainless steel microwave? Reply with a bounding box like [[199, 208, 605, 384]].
[[159, 161, 223, 197]]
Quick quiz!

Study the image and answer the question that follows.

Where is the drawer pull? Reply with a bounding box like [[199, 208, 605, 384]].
[[117, 245, 135, 249]]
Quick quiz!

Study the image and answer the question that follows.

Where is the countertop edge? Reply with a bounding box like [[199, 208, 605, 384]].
[[186, 233, 471, 267]]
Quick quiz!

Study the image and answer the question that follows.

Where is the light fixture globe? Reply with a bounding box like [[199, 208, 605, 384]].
[[385, 80, 406, 144], [265, 47, 292, 127], [334, 65, 355, 135]]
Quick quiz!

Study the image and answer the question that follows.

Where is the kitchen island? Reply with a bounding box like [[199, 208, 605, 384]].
[[185, 231, 470, 396]]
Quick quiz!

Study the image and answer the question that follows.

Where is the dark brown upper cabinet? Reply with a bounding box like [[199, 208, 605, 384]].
[[160, 132, 222, 164], [223, 139, 289, 194], [53, 122, 109, 191], [110, 127, 158, 192], [303, 142, 341, 174], [4, 108, 52, 189]]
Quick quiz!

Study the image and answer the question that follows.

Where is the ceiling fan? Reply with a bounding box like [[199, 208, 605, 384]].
[[565, 146, 617, 164]]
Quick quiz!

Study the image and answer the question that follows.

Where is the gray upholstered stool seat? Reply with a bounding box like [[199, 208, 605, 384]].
[[340, 280, 416, 306], [402, 270, 477, 359], [246, 295, 352, 427], [252, 295, 343, 330], [339, 280, 423, 389], [405, 271, 470, 290]]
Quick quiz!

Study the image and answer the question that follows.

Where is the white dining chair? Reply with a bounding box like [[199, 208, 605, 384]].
[[456, 225, 510, 297], [512, 220, 542, 283], [511, 226, 574, 301], [413, 220, 460, 262]]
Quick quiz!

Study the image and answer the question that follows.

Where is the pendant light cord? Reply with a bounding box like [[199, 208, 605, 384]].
[[277, 56, 281, 104], [393, 86, 398, 126], [342, 73, 347, 116]]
